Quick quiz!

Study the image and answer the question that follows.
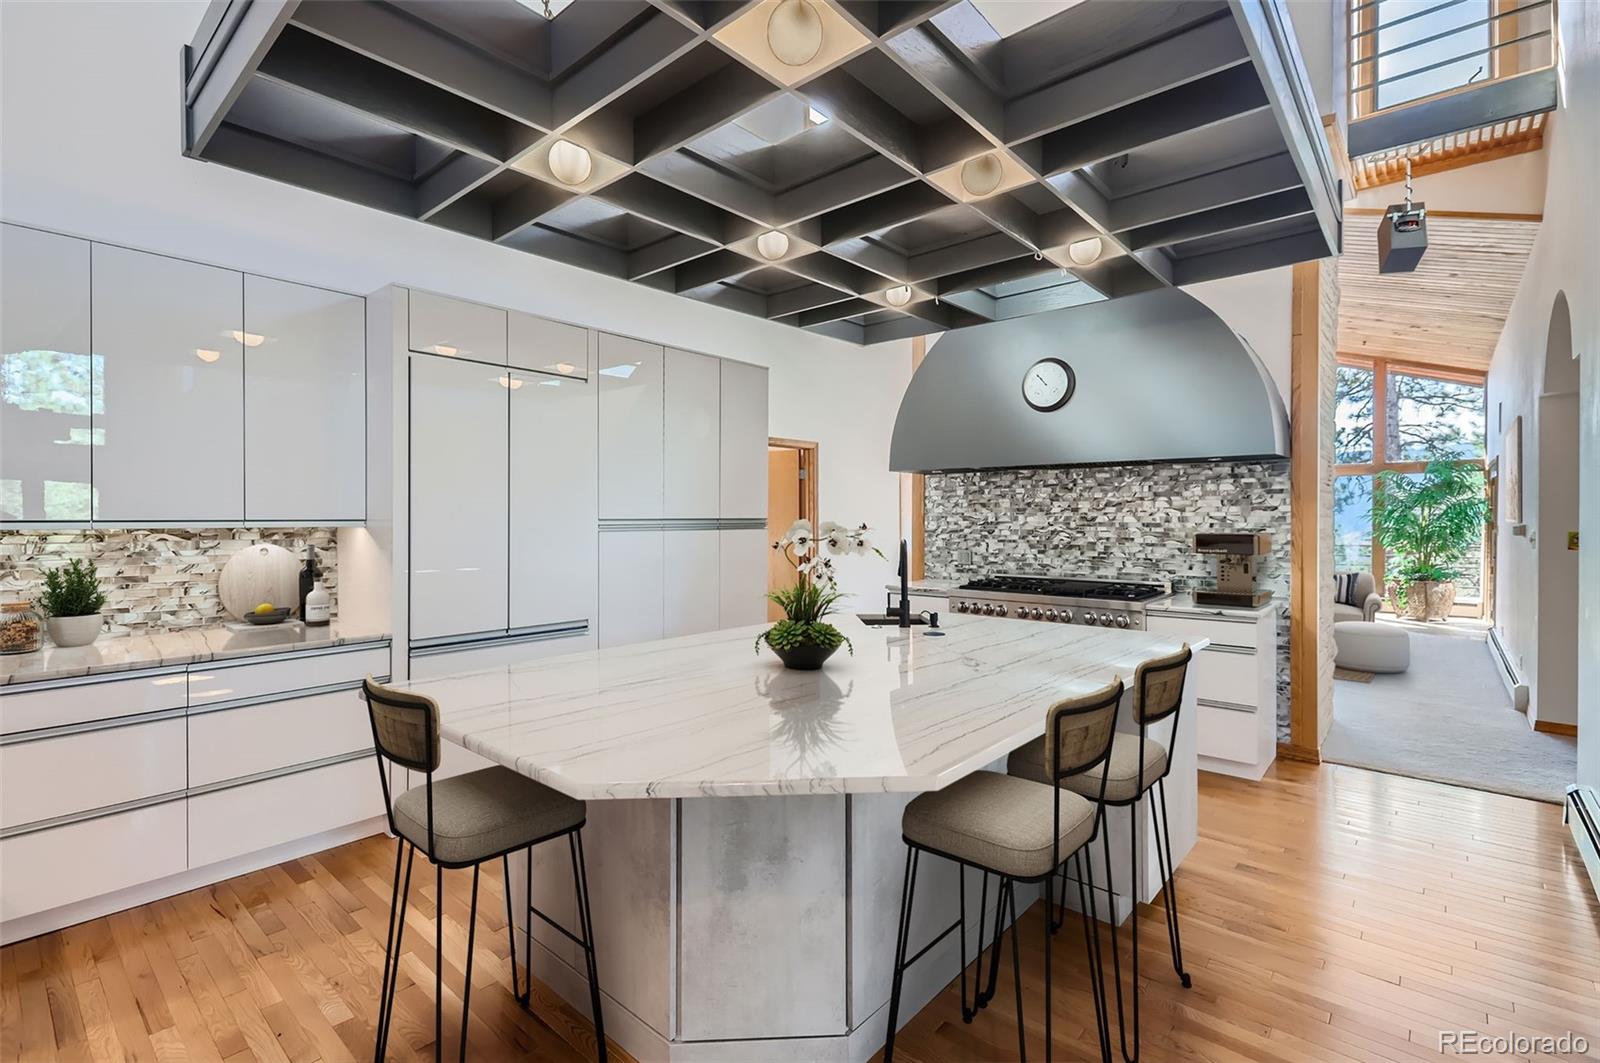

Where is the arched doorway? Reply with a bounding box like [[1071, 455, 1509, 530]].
[[1534, 291, 1579, 731]]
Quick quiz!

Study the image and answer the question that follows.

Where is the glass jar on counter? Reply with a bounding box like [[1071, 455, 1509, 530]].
[[0, 602, 42, 655]]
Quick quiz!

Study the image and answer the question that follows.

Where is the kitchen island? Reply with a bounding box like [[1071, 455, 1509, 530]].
[[395, 613, 1203, 1063]]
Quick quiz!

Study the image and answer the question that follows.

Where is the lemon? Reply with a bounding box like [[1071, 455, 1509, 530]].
[[253, 602, 276, 615]]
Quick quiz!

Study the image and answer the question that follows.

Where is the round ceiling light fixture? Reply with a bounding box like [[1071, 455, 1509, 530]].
[[547, 139, 593, 185], [766, 0, 824, 67], [959, 153, 1004, 197], [1066, 236, 1104, 266], [756, 230, 791, 261], [884, 285, 913, 307]]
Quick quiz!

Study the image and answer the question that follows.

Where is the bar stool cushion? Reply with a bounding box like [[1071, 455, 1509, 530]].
[[393, 766, 585, 865], [1011, 732, 1168, 803], [902, 771, 1095, 880]]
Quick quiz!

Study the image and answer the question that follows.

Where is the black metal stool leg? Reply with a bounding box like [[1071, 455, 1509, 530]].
[[1043, 860, 1053, 1063], [376, 842, 414, 1063], [957, 865, 973, 1021], [571, 831, 608, 1063], [458, 865, 480, 1062], [883, 847, 917, 1063], [523, 845, 533, 1008], [1005, 880, 1025, 1063], [501, 853, 523, 1005], [1154, 779, 1192, 988], [1076, 850, 1111, 1063], [1099, 815, 1134, 1063], [435, 863, 444, 1063]]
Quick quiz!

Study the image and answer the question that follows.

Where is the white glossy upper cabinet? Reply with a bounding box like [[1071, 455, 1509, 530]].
[[598, 530, 663, 647], [719, 528, 769, 628], [508, 311, 588, 379], [664, 348, 719, 518], [409, 355, 509, 642], [91, 244, 244, 523], [0, 225, 92, 522], [720, 359, 769, 518], [664, 529, 720, 637], [409, 290, 506, 363], [243, 276, 365, 523], [598, 332, 664, 519], [510, 370, 597, 631]]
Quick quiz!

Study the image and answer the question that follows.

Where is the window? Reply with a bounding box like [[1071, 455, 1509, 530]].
[[1372, 0, 1491, 111], [1333, 357, 1488, 615]]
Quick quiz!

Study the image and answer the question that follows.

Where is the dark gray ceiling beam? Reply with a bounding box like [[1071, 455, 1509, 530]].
[[1033, 206, 1099, 249], [674, 250, 762, 291], [968, 195, 1043, 253], [1033, 65, 1269, 176], [594, 173, 735, 244], [1171, 226, 1327, 285], [185, 0, 299, 155], [823, 238, 909, 283], [416, 154, 499, 219], [1347, 67, 1556, 156], [203, 124, 416, 216], [550, 2, 658, 79], [936, 254, 1056, 296], [773, 155, 915, 225], [767, 282, 858, 318], [863, 314, 946, 344], [878, 23, 1003, 138], [1107, 152, 1302, 232], [501, 224, 630, 277], [1002, 14, 1248, 143], [784, 252, 876, 295], [1000, 0, 1231, 95], [800, 298, 878, 327], [800, 69, 922, 172], [939, 288, 996, 319], [552, 12, 699, 132], [1074, 255, 1168, 299], [632, 63, 780, 162], [679, 282, 768, 316], [257, 26, 513, 162], [645, 0, 755, 33], [1036, 171, 1113, 231], [801, 318, 866, 343], [424, 196, 493, 241], [893, 296, 987, 331], [636, 153, 774, 224], [291, 1, 553, 130], [925, 4, 1006, 92], [627, 234, 719, 280], [1123, 186, 1312, 250], [490, 180, 573, 241], [817, 182, 950, 245], [907, 231, 1021, 282], [834, 1, 963, 40]]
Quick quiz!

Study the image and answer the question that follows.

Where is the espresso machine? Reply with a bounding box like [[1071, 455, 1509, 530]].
[[1193, 532, 1273, 607]]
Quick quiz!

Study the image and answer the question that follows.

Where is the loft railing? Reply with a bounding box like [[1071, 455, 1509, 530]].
[[1348, 0, 1557, 122]]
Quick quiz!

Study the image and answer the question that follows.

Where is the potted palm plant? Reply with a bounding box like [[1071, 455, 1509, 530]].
[[1373, 460, 1488, 622], [38, 558, 108, 647], [758, 520, 881, 670]]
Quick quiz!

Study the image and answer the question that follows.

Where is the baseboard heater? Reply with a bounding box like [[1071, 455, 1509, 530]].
[[1567, 785, 1600, 903], [1486, 626, 1531, 713]]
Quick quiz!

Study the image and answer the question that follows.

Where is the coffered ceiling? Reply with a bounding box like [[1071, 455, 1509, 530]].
[[181, 0, 1340, 344]]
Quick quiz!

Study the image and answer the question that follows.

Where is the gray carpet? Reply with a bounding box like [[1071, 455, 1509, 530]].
[[1323, 626, 1577, 803]]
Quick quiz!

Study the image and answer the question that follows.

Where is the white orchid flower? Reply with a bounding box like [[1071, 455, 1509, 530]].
[[818, 521, 850, 554], [782, 518, 815, 556]]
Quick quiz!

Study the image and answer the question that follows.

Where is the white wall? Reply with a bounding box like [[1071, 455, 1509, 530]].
[[0, 0, 911, 607], [1185, 268, 1294, 404], [1483, 0, 1599, 779]]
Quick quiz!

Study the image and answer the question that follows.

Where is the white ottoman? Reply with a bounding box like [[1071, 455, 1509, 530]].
[[1334, 621, 1410, 673]]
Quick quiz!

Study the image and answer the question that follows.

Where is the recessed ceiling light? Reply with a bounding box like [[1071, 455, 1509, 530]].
[[766, 0, 824, 67], [195, 348, 221, 363], [1067, 237, 1104, 266], [806, 106, 828, 126], [959, 153, 1004, 197], [884, 285, 913, 307], [548, 139, 593, 185], [756, 230, 791, 260]]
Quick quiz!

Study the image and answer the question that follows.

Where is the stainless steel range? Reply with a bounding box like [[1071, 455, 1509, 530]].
[[949, 575, 1171, 630]]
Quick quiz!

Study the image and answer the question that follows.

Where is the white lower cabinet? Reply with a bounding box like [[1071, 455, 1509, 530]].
[[189, 757, 383, 869], [599, 529, 664, 647], [0, 801, 188, 924], [664, 528, 720, 637], [188, 688, 371, 788], [0, 716, 186, 830], [1147, 608, 1276, 780]]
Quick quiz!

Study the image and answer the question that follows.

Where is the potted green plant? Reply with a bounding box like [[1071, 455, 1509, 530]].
[[38, 558, 108, 647], [1373, 461, 1488, 622], [757, 520, 881, 670]]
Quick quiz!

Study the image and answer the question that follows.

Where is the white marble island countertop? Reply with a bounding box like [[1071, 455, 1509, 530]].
[[0, 621, 390, 687], [395, 613, 1205, 800]]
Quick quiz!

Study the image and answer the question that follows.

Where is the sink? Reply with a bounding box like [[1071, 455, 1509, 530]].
[[857, 614, 929, 627]]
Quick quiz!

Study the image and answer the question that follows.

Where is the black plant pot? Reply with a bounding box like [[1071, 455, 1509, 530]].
[[769, 641, 840, 671]]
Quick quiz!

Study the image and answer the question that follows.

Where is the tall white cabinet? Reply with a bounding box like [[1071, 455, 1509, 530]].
[[510, 370, 597, 631], [0, 225, 92, 522]]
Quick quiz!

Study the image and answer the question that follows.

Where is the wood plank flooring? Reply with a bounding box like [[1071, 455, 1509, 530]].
[[3, 761, 1597, 1062]]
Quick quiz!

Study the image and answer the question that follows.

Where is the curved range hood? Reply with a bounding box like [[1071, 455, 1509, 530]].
[[889, 288, 1289, 473]]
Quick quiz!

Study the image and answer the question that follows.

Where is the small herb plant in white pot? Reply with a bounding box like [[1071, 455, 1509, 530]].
[[38, 559, 108, 648]]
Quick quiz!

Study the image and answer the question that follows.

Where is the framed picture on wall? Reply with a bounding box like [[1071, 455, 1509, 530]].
[[1503, 415, 1523, 525]]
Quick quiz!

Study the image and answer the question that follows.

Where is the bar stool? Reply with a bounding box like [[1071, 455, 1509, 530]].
[[1008, 646, 1193, 1063], [361, 678, 607, 1063], [882, 678, 1125, 1063]]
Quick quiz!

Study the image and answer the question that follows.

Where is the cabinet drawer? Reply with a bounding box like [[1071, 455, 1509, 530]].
[[0, 800, 187, 923], [189, 758, 384, 869], [189, 687, 372, 788], [1, 670, 188, 736], [407, 631, 593, 680], [1196, 701, 1259, 763], [1147, 614, 1260, 652], [1192, 646, 1261, 708], [409, 290, 505, 363], [188, 645, 389, 707], [1, 717, 186, 830]]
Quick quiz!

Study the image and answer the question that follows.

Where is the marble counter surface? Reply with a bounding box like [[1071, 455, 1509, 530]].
[[882, 578, 962, 597], [0, 621, 390, 686], [395, 613, 1203, 800], [1149, 591, 1280, 620]]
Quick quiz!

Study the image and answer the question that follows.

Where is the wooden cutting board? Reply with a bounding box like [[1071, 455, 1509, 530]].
[[219, 543, 301, 620]]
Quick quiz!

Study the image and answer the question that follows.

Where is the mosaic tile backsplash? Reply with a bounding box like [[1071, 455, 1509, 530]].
[[924, 460, 1293, 738], [0, 528, 338, 635]]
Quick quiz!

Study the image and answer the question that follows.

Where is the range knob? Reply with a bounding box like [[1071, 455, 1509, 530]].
[[1083, 613, 1098, 626], [980, 603, 994, 615], [955, 601, 967, 613], [1031, 608, 1044, 619], [1041, 609, 1056, 621], [1115, 614, 1130, 629], [1061, 609, 1074, 623], [995, 604, 1008, 617], [1100, 613, 1115, 626]]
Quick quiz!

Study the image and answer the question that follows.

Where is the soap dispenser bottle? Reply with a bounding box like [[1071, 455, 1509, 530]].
[[297, 545, 317, 620]]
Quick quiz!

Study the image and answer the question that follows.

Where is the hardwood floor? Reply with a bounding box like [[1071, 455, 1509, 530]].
[[3, 762, 1596, 1062]]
